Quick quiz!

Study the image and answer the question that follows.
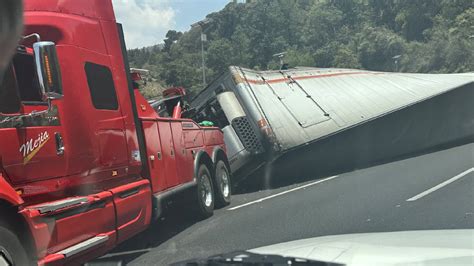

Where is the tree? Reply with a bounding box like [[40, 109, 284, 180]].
[[357, 26, 406, 71], [163, 30, 183, 52], [302, 2, 344, 50], [127, 0, 473, 98], [333, 46, 361, 69], [207, 39, 235, 74]]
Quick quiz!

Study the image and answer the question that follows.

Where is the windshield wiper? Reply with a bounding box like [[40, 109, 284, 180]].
[[172, 251, 344, 266]]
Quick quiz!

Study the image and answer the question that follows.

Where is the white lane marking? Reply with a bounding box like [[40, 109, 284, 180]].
[[228, 175, 338, 211], [406, 167, 474, 202]]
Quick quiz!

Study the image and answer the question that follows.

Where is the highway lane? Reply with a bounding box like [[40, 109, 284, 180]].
[[91, 143, 474, 265]]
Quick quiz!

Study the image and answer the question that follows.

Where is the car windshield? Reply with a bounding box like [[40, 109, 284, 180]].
[[0, 1, 472, 266]]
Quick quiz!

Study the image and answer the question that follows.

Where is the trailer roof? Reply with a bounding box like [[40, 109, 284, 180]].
[[228, 66, 473, 149], [232, 67, 474, 116], [193, 67, 473, 107]]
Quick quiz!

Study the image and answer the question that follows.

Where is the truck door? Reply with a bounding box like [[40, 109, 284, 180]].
[[1, 53, 68, 184], [83, 59, 129, 171]]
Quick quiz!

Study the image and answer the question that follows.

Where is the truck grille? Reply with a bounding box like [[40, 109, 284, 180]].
[[231, 116, 264, 154]]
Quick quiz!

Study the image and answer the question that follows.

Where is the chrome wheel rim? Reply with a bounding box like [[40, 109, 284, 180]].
[[219, 166, 230, 198], [201, 174, 213, 207]]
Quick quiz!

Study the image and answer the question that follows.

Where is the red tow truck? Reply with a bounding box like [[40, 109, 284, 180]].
[[0, 0, 231, 265]]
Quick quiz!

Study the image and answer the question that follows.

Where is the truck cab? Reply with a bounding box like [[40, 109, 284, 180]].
[[0, 2, 153, 263]]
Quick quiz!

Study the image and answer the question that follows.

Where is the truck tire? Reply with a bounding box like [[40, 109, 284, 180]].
[[195, 164, 214, 218], [214, 160, 231, 207], [0, 225, 32, 266]]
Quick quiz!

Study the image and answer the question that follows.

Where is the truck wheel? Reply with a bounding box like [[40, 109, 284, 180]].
[[195, 164, 214, 218], [0, 225, 31, 266], [214, 160, 231, 207]]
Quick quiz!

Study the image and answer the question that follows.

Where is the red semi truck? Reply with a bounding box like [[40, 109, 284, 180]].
[[0, 0, 231, 265]]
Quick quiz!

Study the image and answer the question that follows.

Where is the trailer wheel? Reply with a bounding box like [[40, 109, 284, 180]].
[[195, 164, 214, 218], [0, 225, 31, 266], [214, 160, 231, 207]]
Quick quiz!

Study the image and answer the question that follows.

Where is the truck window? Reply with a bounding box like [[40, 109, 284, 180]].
[[203, 100, 229, 128], [12, 53, 43, 103], [0, 65, 22, 114], [150, 99, 171, 117], [157, 102, 170, 117], [85, 62, 119, 110]]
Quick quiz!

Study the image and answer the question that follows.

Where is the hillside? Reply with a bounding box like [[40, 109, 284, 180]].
[[127, 0, 474, 98]]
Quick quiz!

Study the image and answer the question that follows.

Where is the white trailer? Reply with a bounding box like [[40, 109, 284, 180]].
[[191, 66, 474, 181]]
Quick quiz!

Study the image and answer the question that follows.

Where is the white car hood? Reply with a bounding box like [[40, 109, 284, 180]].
[[250, 230, 474, 266]]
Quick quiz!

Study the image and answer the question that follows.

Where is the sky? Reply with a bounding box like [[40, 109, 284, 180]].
[[112, 0, 230, 49]]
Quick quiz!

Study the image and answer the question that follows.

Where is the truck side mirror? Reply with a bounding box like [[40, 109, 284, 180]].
[[33, 41, 63, 101]]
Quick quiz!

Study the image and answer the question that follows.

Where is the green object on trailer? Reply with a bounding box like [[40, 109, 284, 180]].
[[199, 121, 214, 127]]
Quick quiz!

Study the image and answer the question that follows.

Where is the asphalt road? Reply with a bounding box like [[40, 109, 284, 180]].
[[91, 143, 474, 265]]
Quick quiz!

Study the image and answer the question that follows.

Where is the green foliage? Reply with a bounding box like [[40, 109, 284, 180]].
[[333, 46, 361, 69], [127, 0, 474, 97], [357, 26, 406, 71], [139, 80, 166, 99], [207, 39, 236, 73], [164, 30, 183, 52]]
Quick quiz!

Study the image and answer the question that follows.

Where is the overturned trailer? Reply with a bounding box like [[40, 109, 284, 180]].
[[190, 66, 474, 182]]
